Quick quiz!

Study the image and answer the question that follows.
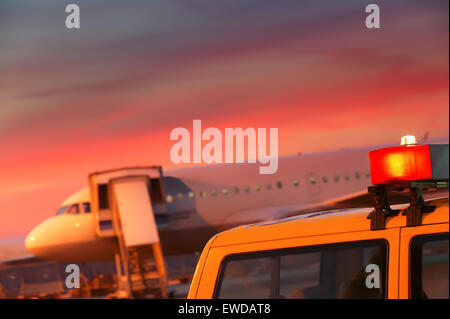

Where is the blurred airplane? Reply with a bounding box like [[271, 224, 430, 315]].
[[25, 136, 449, 262]]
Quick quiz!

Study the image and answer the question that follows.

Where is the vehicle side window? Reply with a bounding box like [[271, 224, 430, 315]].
[[410, 233, 449, 299], [215, 240, 387, 299], [217, 257, 270, 298]]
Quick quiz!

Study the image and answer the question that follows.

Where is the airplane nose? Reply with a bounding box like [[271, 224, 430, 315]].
[[25, 227, 40, 254], [24, 215, 115, 261], [25, 218, 56, 257]]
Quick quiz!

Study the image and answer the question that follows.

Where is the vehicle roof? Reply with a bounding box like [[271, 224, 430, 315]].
[[210, 197, 449, 248]]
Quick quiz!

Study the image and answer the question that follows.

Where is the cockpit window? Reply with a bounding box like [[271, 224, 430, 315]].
[[55, 206, 69, 216], [82, 202, 91, 213], [55, 203, 85, 215], [67, 204, 79, 215]]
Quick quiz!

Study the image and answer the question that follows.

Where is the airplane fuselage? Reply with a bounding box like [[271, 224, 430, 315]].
[[26, 144, 378, 261]]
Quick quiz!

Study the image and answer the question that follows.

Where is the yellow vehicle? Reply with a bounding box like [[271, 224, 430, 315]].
[[188, 142, 449, 299]]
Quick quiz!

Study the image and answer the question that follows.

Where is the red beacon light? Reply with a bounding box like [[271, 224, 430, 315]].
[[367, 136, 448, 230], [369, 136, 449, 185]]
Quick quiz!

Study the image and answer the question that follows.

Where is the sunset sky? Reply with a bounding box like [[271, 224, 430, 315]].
[[0, 0, 448, 238]]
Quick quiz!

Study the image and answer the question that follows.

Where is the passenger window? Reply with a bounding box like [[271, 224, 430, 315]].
[[244, 186, 250, 193], [67, 204, 79, 215], [266, 183, 272, 190], [354, 172, 360, 179], [410, 234, 449, 299], [322, 176, 328, 183], [222, 188, 228, 195], [293, 180, 299, 187], [276, 181, 282, 189], [334, 175, 340, 182], [233, 187, 240, 194], [255, 185, 261, 191], [215, 241, 387, 299]]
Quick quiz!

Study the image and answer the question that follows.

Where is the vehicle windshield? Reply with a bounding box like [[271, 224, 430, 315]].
[[55, 206, 69, 216]]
